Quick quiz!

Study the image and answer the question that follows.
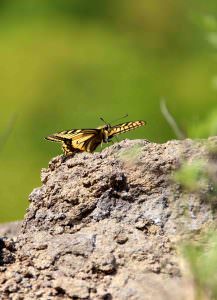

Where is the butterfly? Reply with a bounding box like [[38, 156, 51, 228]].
[[45, 120, 146, 156]]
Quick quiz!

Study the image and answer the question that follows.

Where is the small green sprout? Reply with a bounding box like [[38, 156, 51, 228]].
[[181, 231, 217, 300], [173, 160, 208, 192]]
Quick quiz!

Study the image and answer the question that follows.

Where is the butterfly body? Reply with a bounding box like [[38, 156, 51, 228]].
[[45, 120, 146, 156]]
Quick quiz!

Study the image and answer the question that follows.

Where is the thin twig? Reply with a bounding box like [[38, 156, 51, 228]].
[[160, 99, 186, 140]]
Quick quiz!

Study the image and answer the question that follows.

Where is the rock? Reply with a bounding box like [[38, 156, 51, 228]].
[[0, 138, 216, 299], [0, 221, 21, 239], [53, 277, 89, 299]]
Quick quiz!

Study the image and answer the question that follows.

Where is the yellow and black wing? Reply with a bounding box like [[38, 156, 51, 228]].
[[46, 120, 146, 155], [108, 120, 146, 139], [45, 129, 102, 155]]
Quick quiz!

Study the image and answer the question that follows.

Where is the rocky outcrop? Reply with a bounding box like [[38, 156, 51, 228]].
[[0, 138, 216, 299], [0, 222, 21, 240]]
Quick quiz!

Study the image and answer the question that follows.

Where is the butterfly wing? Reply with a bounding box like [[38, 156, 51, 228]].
[[71, 130, 102, 152], [45, 120, 146, 155], [108, 120, 146, 139], [45, 129, 96, 142], [62, 139, 78, 156], [45, 129, 102, 155]]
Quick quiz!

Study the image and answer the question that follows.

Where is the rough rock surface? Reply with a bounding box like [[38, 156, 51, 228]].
[[0, 222, 21, 239], [0, 138, 217, 299]]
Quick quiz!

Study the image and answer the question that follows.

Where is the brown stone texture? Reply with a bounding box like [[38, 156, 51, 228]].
[[0, 138, 217, 299]]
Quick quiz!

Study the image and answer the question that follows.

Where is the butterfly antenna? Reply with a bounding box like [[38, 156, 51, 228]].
[[100, 117, 107, 124], [100, 114, 128, 126], [110, 113, 128, 124], [100, 117, 108, 125]]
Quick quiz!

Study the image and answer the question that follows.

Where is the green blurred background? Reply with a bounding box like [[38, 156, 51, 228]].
[[0, 0, 217, 222]]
